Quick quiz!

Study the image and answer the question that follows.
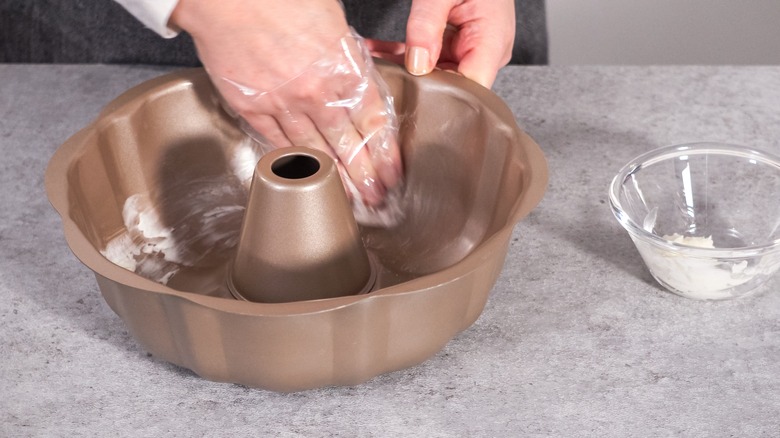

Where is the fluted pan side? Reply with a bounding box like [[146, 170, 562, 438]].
[[46, 63, 548, 391]]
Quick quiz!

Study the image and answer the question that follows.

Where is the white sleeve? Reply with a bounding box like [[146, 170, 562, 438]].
[[114, 0, 182, 38]]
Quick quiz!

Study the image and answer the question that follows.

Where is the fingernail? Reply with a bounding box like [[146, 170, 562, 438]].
[[406, 46, 431, 76], [361, 178, 386, 207]]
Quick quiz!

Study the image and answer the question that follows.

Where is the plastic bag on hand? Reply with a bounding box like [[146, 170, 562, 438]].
[[213, 30, 404, 227]]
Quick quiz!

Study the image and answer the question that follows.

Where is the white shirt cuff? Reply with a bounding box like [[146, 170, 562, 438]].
[[114, 0, 181, 39]]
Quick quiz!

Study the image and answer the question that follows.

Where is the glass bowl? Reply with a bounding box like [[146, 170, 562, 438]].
[[609, 142, 780, 300]]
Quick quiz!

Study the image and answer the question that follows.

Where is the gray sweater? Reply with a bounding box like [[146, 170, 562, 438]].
[[1, 0, 547, 65]]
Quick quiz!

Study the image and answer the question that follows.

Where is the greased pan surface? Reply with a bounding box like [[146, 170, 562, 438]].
[[46, 63, 547, 391]]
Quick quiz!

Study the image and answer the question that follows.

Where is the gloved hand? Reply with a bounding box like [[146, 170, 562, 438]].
[[365, 0, 516, 89], [170, 0, 402, 210]]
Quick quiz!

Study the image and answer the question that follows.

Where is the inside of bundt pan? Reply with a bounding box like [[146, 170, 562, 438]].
[[56, 63, 544, 305]]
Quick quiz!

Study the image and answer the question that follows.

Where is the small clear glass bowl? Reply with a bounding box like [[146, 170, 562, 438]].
[[609, 142, 780, 300]]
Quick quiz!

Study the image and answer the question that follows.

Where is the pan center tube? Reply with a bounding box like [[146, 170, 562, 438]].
[[228, 147, 376, 303]]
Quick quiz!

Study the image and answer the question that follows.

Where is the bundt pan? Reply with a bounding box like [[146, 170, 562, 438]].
[[46, 62, 547, 392]]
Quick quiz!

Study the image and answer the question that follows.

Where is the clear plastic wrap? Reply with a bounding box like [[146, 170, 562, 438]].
[[211, 30, 405, 227]]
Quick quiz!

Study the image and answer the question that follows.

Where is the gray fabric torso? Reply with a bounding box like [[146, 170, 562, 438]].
[[1, 0, 547, 65], [342, 0, 548, 65]]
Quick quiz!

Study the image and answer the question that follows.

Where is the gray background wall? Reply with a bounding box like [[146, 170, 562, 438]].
[[547, 0, 780, 65]]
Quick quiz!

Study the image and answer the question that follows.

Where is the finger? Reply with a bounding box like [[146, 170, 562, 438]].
[[451, 31, 508, 88], [242, 113, 294, 149], [317, 41, 403, 192], [364, 38, 406, 65], [275, 111, 334, 156], [364, 38, 406, 56], [457, 51, 500, 88], [306, 97, 363, 162], [340, 142, 386, 207], [347, 80, 403, 190], [437, 24, 459, 64], [446, 1, 515, 88], [335, 160, 356, 202], [346, 36, 404, 189], [405, 0, 454, 76], [276, 111, 381, 203], [297, 107, 387, 206], [368, 126, 402, 190]]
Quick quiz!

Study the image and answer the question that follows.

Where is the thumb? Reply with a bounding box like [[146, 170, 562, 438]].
[[405, 0, 452, 76], [454, 46, 503, 88]]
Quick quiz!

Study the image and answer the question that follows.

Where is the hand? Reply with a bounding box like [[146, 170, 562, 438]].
[[366, 0, 515, 89], [170, 0, 402, 207]]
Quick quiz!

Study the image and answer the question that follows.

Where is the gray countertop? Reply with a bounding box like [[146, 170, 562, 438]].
[[2, 64, 779, 437]]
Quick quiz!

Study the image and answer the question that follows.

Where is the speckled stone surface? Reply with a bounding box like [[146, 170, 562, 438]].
[[2, 65, 779, 437]]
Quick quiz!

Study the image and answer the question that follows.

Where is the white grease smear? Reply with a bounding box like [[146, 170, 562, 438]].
[[230, 137, 262, 186], [125, 193, 184, 264], [101, 184, 247, 285], [635, 233, 776, 300], [99, 135, 406, 284], [101, 233, 137, 272], [100, 193, 185, 284], [100, 140, 261, 284], [664, 233, 715, 249]]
